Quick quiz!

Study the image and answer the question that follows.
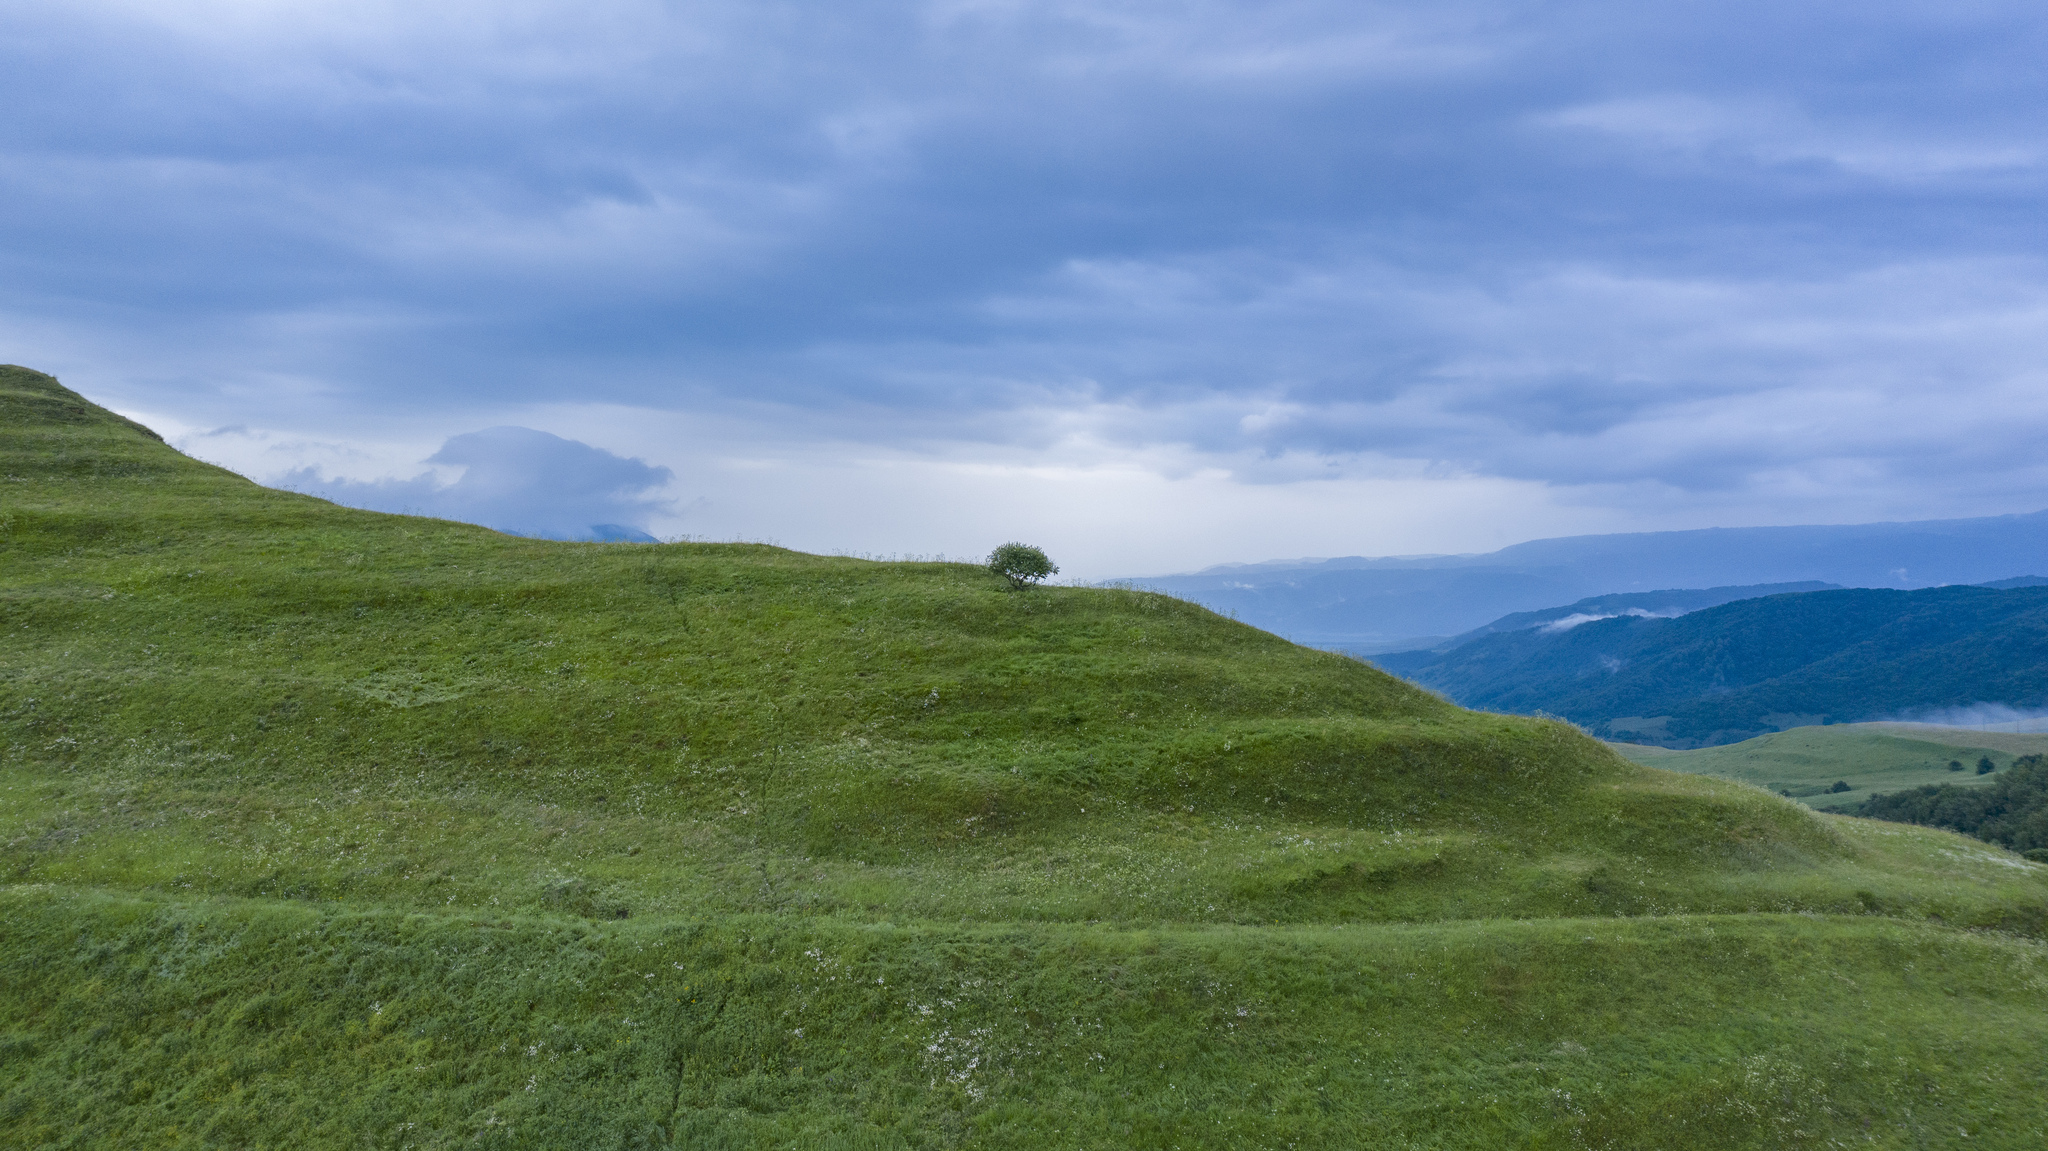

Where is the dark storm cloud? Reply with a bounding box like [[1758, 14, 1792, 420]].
[[5, 1, 2047, 511], [282, 427, 673, 541]]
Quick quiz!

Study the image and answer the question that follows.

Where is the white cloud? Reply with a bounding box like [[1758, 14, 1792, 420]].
[[275, 426, 674, 540], [1539, 607, 1679, 632]]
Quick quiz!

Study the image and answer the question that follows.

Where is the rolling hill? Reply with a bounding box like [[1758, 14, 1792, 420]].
[[1382, 585, 2048, 748], [5, 363, 2048, 1148]]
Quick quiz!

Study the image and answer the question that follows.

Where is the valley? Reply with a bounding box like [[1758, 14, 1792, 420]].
[[1609, 723, 2048, 810]]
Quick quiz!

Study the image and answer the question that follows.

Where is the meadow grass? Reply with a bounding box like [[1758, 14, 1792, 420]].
[[7, 887, 2045, 1150], [5, 363, 2048, 1148]]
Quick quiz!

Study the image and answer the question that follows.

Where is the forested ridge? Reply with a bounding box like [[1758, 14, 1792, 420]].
[[1386, 585, 2048, 747]]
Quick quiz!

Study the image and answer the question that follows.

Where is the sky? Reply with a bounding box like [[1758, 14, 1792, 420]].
[[5, 1, 2047, 578]]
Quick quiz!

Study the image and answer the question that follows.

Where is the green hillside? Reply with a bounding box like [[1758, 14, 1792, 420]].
[[1609, 723, 2048, 810], [5, 363, 2048, 1148]]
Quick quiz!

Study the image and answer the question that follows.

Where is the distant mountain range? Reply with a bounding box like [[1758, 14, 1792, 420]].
[[1382, 581, 1844, 659], [1128, 509, 2048, 651], [1378, 583, 2048, 748]]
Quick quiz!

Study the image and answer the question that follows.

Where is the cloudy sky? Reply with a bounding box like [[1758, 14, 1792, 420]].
[[6, 1, 2046, 576]]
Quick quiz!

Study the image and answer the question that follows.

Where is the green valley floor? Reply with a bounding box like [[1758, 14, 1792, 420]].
[[1610, 723, 2048, 810]]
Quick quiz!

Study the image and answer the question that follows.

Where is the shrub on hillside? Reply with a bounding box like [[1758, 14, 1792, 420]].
[[987, 542, 1058, 589]]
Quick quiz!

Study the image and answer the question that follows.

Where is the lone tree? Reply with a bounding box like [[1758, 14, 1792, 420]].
[[987, 542, 1058, 589], [1978, 756, 1997, 775]]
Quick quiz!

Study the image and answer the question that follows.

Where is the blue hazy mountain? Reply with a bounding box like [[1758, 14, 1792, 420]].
[[1130, 509, 2048, 650], [586, 524, 659, 543], [1384, 583, 2048, 749], [1367, 581, 1843, 674]]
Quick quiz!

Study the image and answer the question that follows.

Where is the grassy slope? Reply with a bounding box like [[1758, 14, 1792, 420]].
[[1609, 724, 2048, 809], [4, 364, 2048, 1148]]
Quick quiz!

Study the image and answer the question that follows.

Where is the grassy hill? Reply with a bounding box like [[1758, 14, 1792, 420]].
[[1384, 585, 2048, 747], [1609, 723, 2048, 809], [5, 363, 2048, 1148]]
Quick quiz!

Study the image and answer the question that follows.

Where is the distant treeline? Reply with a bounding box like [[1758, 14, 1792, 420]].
[[1840, 755, 2048, 859]]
